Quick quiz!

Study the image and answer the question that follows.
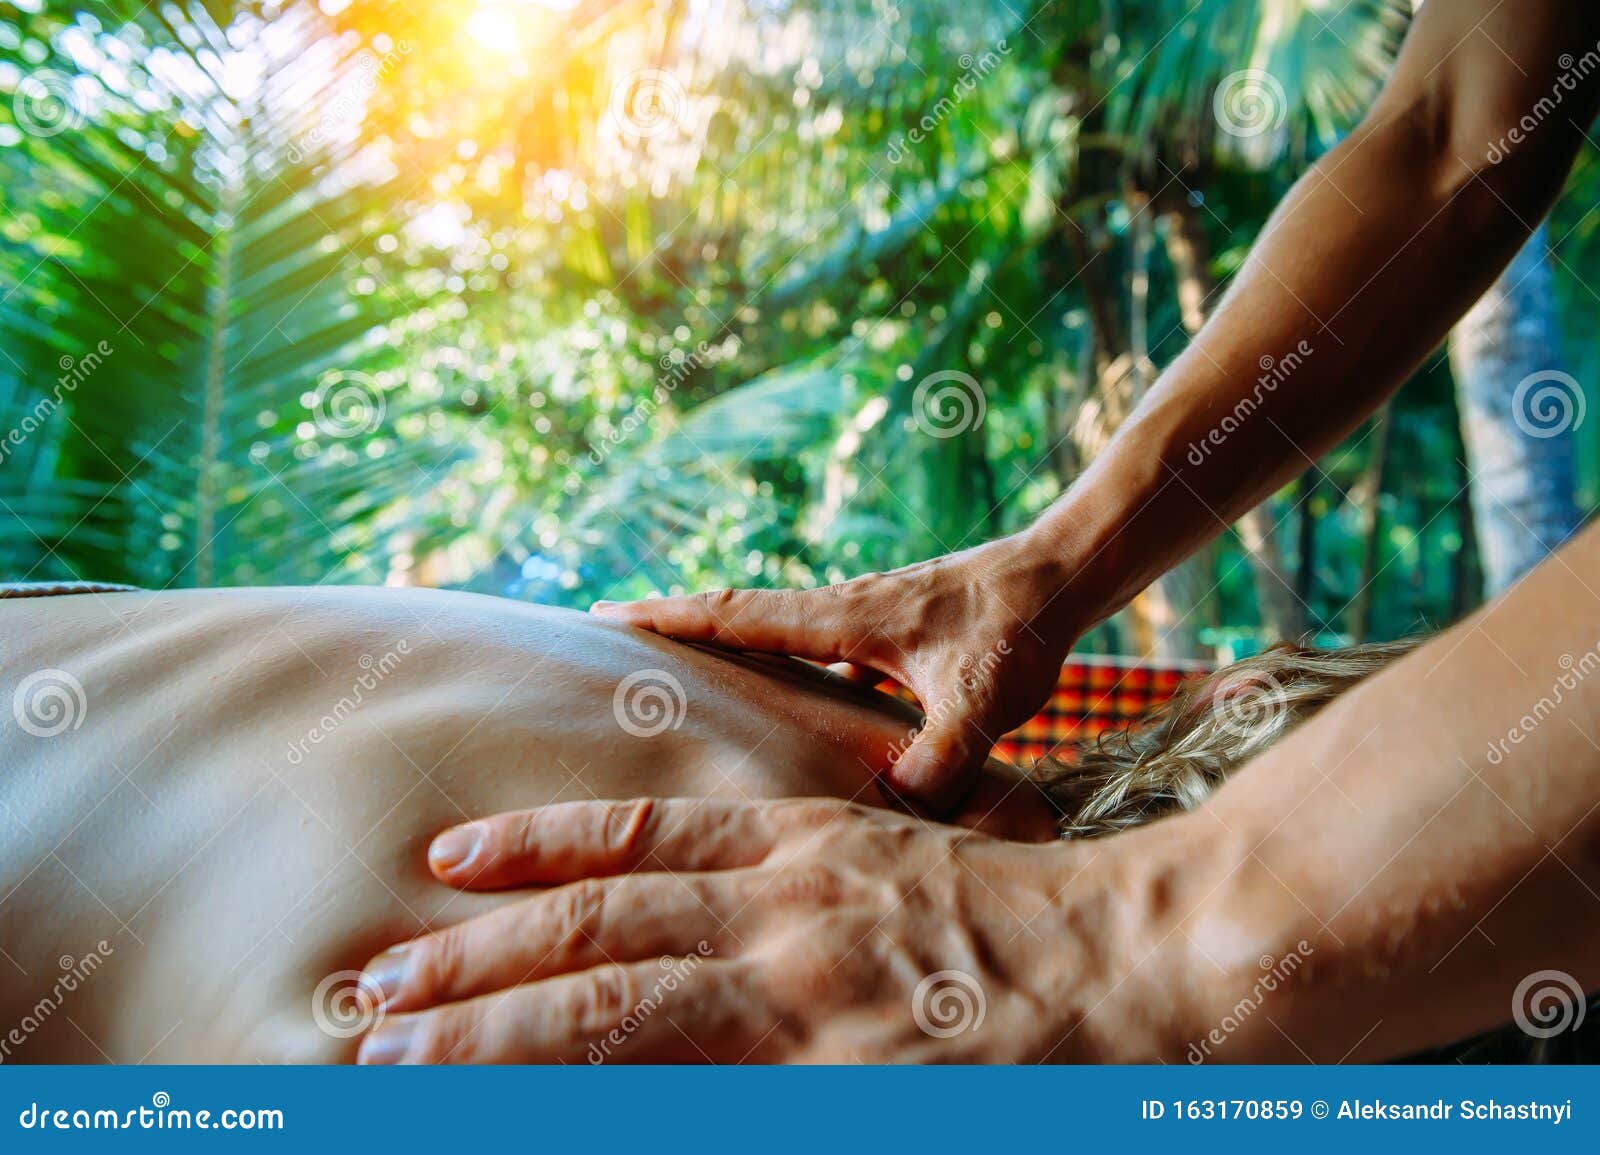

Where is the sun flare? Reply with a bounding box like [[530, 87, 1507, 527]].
[[465, 0, 577, 55]]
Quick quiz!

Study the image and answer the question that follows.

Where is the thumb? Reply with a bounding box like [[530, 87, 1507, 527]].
[[591, 586, 859, 662], [883, 708, 994, 818]]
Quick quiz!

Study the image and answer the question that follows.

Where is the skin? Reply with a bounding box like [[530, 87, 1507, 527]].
[[594, 0, 1600, 808], [0, 586, 1055, 1062], [370, 516, 1600, 1063], [367, 0, 1600, 1061]]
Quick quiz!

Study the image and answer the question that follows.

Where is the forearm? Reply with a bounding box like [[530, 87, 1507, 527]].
[[1155, 521, 1600, 1061], [1034, 123, 1515, 625], [1019, 3, 1600, 632]]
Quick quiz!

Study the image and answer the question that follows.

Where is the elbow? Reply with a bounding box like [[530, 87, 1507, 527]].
[[1365, 82, 1578, 236], [1325, 98, 1547, 276]]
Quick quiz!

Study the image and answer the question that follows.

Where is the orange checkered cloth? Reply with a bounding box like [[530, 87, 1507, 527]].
[[991, 654, 1213, 765]]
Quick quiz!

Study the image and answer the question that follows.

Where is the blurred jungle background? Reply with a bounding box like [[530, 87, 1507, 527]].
[[3, 0, 1596, 660]]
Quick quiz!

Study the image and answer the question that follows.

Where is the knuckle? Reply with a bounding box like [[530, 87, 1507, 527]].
[[543, 877, 608, 958], [508, 814, 542, 866], [838, 573, 887, 613], [600, 798, 657, 863], [758, 861, 845, 908], [564, 966, 638, 1037], [686, 801, 772, 870], [868, 821, 922, 863], [698, 587, 740, 622], [758, 924, 861, 1009], [410, 927, 468, 998]]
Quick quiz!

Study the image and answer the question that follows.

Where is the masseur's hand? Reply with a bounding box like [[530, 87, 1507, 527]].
[[355, 798, 1199, 1064], [592, 536, 1080, 814]]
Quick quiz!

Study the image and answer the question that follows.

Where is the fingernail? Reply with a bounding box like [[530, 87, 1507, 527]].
[[364, 946, 411, 1008], [357, 1020, 416, 1065], [429, 824, 482, 874], [590, 600, 621, 616]]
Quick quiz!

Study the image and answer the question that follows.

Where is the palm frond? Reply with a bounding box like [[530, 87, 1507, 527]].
[[0, 0, 442, 586]]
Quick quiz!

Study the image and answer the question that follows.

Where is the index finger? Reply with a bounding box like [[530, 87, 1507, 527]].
[[429, 798, 778, 890], [593, 587, 854, 662]]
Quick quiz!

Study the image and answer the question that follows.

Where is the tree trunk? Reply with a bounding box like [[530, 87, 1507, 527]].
[[1161, 198, 1301, 640], [1447, 224, 1582, 596]]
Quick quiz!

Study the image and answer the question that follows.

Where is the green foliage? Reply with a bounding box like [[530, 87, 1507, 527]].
[[1, 0, 454, 586], [0, 0, 1586, 650]]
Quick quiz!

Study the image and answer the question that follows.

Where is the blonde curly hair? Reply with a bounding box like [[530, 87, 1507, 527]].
[[1038, 639, 1421, 839]]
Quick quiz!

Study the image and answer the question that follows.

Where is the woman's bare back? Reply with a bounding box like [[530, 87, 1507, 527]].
[[0, 587, 1052, 1063]]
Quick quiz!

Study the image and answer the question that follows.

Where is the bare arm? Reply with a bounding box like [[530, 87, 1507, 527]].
[[1163, 515, 1600, 1060], [358, 521, 1600, 1063], [593, 0, 1600, 810], [1034, 0, 1600, 628], [350, 6, 1600, 1061]]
